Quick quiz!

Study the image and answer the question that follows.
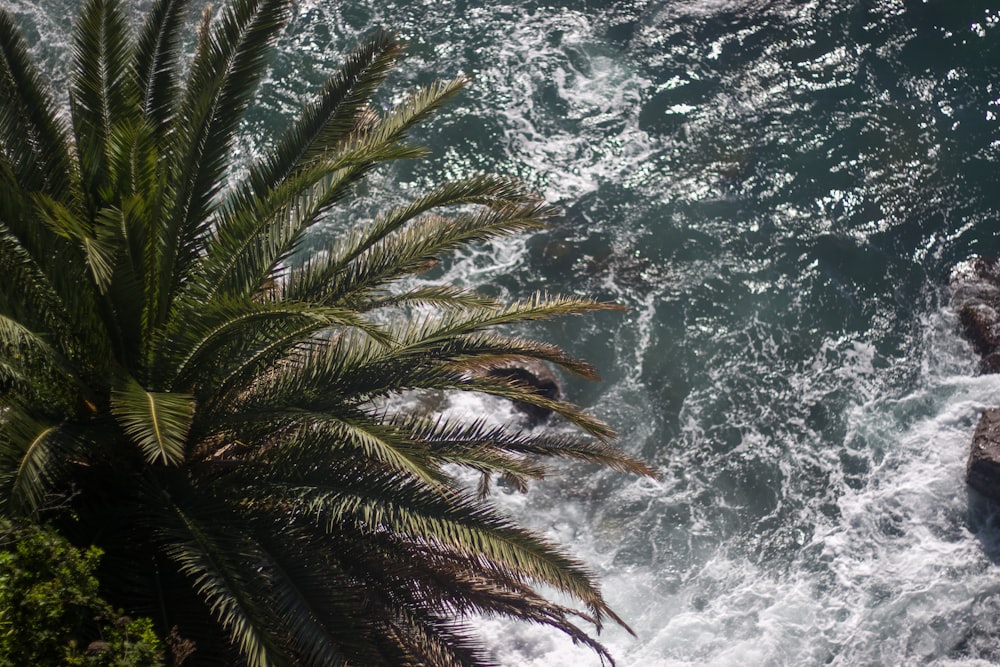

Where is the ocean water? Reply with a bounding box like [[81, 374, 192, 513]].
[[11, 0, 1000, 664]]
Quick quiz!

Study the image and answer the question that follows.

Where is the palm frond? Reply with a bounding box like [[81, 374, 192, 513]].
[[111, 375, 194, 465], [248, 525, 391, 666], [214, 77, 471, 305], [201, 127, 443, 308], [197, 157, 372, 304], [163, 300, 388, 389], [0, 314, 82, 394], [351, 76, 468, 155], [249, 29, 403, 192], [263, 471, 617, 627], [0, 409, 85, 516], [0, 7, 74, 198], [331, 175, 542, 273], [0, 225, 70, 340], [158, 0, 293, 327], [266, 413, 448, 488], [397, 293, 624, 342], [135, 0, 189, 139], [314, 203, 551, 306], [70, 0, 139, 211], [159, 505, 288, 667], [353, 285, 500, 312], [394, 416, 656, 478]]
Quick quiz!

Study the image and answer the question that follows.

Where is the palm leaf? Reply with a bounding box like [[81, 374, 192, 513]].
[[158, 505, 288, 667], [352, 285, 500, 312], [270, 413, 448, 488], [0, 314, 84, 393], [248, 29, 404, 192], [197, 157, 375, 304], [158, 0, 293, 328], [214, 76, 470, 305], [395, 415, 656, 478], [0, 224, 72, 343], [163, 300, 388, 389], [70, 0, 139, 211], [246, 525, 392, 666], [0, 409, 86, 516], [135, 0, 188, 139], [0, 7, 74, 198], [316, 203, 551, 305], [332, 175, 541, 272], [110, 375, 194, 465], [263, 471, 618, 627]]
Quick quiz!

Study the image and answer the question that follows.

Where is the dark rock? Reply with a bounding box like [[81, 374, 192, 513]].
[[960, 302, 1000, 356], [968, 408, 1000, 502], [950, 256, 1000, 371], [480, 358, 562, 424]]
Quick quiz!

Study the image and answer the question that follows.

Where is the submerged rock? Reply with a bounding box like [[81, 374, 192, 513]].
[[968, 408, 1000, 502], [479, 358, 562, 424], [950, 256, 1000, 372], [524, 192, 658, 296]]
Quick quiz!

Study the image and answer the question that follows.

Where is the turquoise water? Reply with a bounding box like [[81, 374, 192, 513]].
[[13, 0, 1000, 664]]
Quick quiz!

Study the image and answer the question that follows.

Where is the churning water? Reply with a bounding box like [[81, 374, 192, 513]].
[[12, 0, 1000, 664]]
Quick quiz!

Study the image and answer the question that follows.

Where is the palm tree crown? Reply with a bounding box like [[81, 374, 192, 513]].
[[0, 0, 654, 664]]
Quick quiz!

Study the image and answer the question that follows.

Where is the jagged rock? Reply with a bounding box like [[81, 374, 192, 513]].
[[480, 358, 562, 424], [950, 256, 1000, 370], [968, 408, 1000, 502]]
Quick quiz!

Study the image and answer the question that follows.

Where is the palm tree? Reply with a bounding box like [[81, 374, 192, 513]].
[[0, 0, 654, 664]]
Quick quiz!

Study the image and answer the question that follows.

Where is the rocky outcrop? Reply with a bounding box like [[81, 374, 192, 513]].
[[968, 408, 1000, 502], [479, 358, 562, 424], [954, 257, 1000, 501], [950, 256, 1000, 373]]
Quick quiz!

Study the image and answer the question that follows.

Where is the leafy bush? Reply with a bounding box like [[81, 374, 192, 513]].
[[0, 520, 164, 667]]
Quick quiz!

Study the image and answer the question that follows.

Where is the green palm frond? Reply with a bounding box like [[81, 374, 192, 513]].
[[392, 416, 656, 478], [0, 162, 94, 333], [70, 0, 138, 211], [164, 300, 388, 389], [0, 226, 65, 330], [402, 293, 626, 338], [265, 471, 618, 626], [330, 174, 542, 271], [158, 0, 292, 328], [0, 8, 73, 198], [0, 409, 89, 516], [250, 29, 403, 192], [297, 414, 448, 488], [111, 376, 194, 465], [198, 156, 378, 304], [354, 285, 500, 311], [317, 202, 552, 306], [159, 506, 287, 667], [355, 76, 468, 154], [247, 528, 364, 666], [225, 410, 449, 488], [135, 0, 188, 139], [0, 314, 79, 392], [1, 415, 60, 515]]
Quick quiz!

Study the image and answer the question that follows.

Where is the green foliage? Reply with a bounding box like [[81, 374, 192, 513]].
[[0, 0, 656, 664], [0, 520, 164, 667]]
